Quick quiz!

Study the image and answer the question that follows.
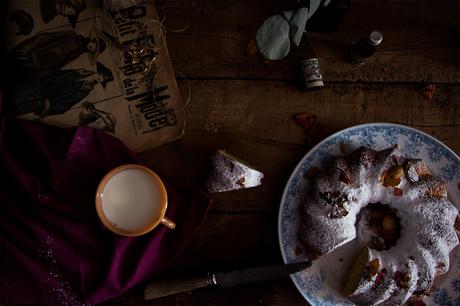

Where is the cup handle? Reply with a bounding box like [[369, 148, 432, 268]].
[[161, 217, 176, 229]]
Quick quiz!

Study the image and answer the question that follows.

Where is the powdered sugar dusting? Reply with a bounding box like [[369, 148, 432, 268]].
[[298, 146, 460, 305], [205, 150, 264, 193]]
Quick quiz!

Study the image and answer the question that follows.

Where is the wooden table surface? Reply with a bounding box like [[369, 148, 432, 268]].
[[104, 0, 460, 305]]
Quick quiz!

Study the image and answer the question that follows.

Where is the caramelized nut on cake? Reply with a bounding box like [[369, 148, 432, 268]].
[[236, 177, 246, 188], [368, 258, 380, 278], [426, 181, 447, 198], [375, 268, 387, 286], [339, 170, 352, 185], [404, 159, 430, 183], [381, 165, 405, 187], [388, 165, 405, 178], [395, 271, 411, 289], [328, 206, 349, 218]]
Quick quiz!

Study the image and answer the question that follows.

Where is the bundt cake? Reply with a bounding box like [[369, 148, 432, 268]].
[[298, 146, 459, 305]]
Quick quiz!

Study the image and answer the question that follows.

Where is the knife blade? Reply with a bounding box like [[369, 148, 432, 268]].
[[214, 260, 312, 288], [144, 260, 311, 300]]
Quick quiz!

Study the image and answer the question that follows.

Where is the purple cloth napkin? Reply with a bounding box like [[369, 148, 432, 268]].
[[0, 105, 210, 304]]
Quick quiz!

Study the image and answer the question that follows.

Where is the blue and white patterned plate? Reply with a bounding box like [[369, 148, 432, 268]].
[[278, 123, 460, 306]]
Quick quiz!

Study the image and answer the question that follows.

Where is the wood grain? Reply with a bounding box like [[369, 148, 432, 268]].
[[108, 1, 460, 305], [104, 278, 306, 306], [158, 0, 460, 82], [141, 81, 459, 213], [182, 81, 460, 147], [102, 210, 306, 305]]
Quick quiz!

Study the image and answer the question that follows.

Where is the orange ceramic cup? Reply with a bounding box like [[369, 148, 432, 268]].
[[96, 164, 175, 237]]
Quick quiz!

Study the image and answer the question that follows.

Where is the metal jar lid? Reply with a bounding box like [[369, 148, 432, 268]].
[[368, 31, 383, 46]]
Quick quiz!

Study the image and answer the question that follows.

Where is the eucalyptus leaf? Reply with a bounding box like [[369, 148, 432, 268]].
[[256, 15, 291, 60], [289, 7, 309, 46], [307, 0, 322, 19]]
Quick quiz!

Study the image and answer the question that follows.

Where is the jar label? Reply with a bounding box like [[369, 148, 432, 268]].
[[301, 58, 324, 88]]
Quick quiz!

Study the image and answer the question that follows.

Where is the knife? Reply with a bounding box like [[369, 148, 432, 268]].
[[144, 260, 312, 300]]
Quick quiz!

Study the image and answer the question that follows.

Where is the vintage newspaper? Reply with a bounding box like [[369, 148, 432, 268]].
[[5, 0, 185, 152]]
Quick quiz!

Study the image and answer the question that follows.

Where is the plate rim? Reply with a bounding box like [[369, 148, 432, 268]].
[[277, 122, 460, 305]]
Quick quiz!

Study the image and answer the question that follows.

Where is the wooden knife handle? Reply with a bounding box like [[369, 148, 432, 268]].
[[144, 275, 212, 300]]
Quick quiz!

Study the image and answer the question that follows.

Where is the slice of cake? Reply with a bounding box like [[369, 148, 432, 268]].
[[205, 150, 264, 193]]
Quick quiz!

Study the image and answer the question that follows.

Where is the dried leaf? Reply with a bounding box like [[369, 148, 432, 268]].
[[293, 113, 317, 132], [292, 112, 326, 148], [420, 84, 436, 101]]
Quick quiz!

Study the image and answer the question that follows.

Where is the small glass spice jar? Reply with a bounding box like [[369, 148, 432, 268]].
[[299, 39, 324, 90]]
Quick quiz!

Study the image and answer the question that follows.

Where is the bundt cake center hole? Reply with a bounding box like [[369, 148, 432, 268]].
[[356, 203, 402, 251]]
